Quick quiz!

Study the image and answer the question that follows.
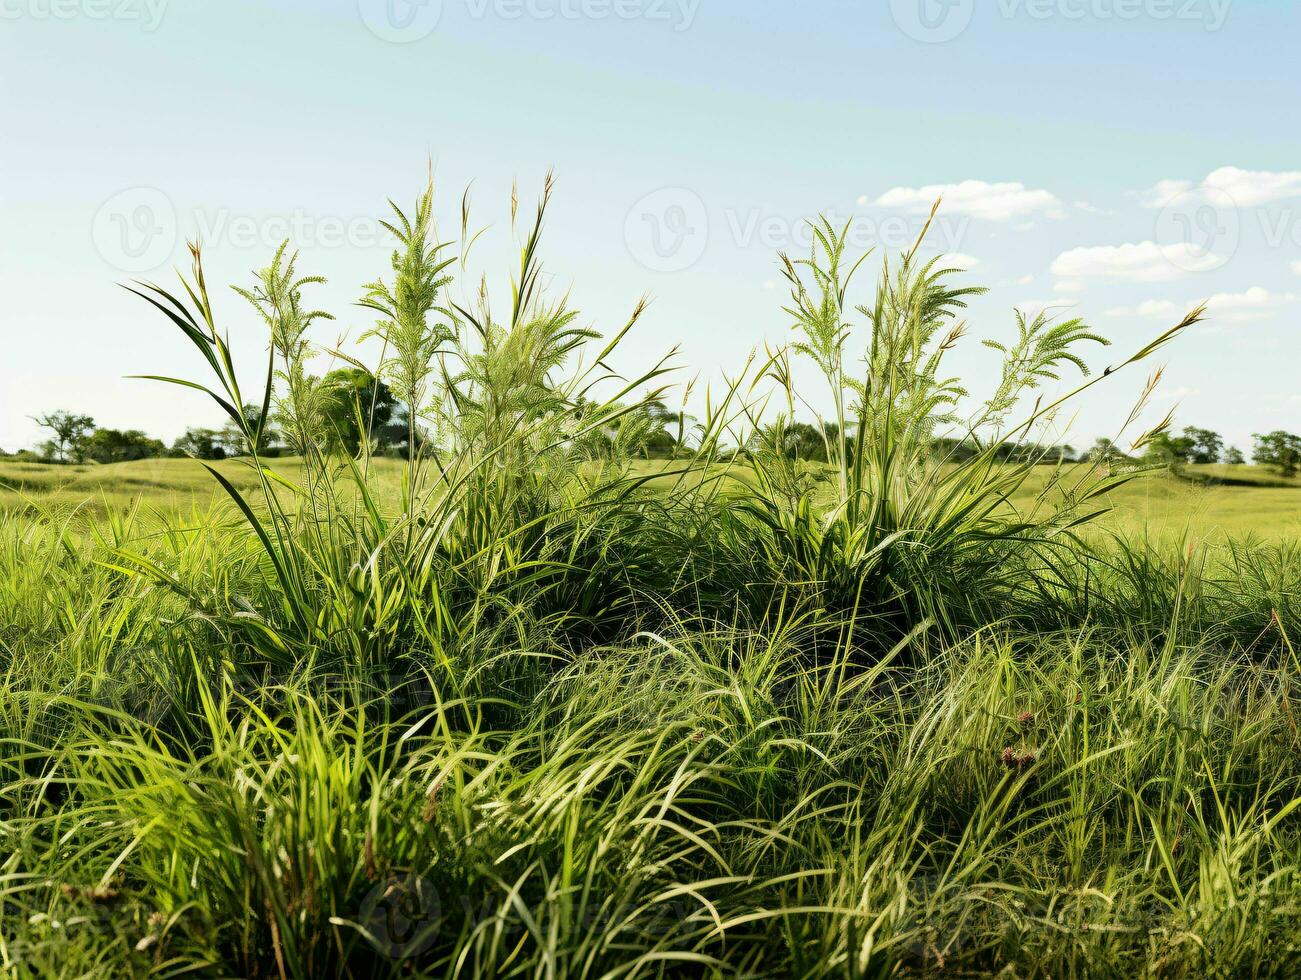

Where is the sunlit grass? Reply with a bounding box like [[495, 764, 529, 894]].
[[8, 456, 1300, 543]]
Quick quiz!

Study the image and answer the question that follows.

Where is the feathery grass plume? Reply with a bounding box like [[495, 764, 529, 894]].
[[980, 307, 1108, 430], [779, 217, 871, 497], [359, 169, 456, 487], [232, 239, 334, 465]]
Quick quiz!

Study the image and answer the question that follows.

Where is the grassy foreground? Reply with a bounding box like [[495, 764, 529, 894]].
[[2, 187, 1299, 978]]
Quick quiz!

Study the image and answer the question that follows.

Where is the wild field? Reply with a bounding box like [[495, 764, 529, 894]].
[[2, 185, 1299, 979], [6, 456, 1301, 543]]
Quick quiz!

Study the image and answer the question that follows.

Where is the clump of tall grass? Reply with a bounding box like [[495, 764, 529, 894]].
[[677, 207, 1201, 641], [116, 176, 678, 683]]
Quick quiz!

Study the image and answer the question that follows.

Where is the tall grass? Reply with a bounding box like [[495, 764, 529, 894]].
[[1, 177, 1297, 978]]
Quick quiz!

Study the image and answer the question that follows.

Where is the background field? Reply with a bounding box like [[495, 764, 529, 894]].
[[6, 457, 1300, 543]]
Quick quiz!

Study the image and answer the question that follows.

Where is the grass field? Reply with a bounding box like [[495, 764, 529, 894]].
[[2, 194, 1299, 978], [6, 456, 1301, 543]]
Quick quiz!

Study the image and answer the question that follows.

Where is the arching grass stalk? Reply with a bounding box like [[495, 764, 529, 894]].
[[125, 245, 313, 655]]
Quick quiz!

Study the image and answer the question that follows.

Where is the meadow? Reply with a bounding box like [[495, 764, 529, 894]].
[[5, 457, 1301, 542], [1, 185, 1299, 978]]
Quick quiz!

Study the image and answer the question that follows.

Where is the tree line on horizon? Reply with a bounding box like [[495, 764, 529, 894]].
[[751, 419, 1301, 477], [7, 368, 409, 465], [5, 370, 683, 467], [5, 398, 1301, 478]]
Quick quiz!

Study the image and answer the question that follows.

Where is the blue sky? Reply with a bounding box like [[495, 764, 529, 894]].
[[2, 0, 1299, 454]]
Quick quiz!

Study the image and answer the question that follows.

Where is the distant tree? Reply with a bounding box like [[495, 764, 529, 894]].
[[1182, 426, 1223, 464], [934, 439, 1075, 464], [782, 422, 830, 462], [318, 368, 398, 456], [1252, 430, 1301, 477], [1224, 446, 1246, 465], [171, 427, 228, 460], [82, 428, 166, 464], [1144, 426, 1223, 465], [31, 410, 95, 463], [570, 396, 681, 461], [375, 403, 429, 458], [932, 437, 977, 462], [643, 397, 683, 458], [748, 418, 832, 463], [1142, 432, 1177, 465], [1088, 437, 1129, 467], [1046, 444, 1077, 463], [219, 403, 278, 457]]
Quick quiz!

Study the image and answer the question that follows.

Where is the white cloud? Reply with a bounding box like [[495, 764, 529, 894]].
[[1051, 241, 1221, 282], [1204, 167, 1301, 207], [1103, 288, 1296, 324], [936, 252, 980, 270], [1139, 179, 1196, 209], [1290, 259, 1301, 276], [873, 180, 1065, 222], [1203, 286, 1298, 321], [1140, 166, 1301, 209], [1153, 386, 1201, 402], [1017, 298, 1077, 318], [1103, 299, 1180, 319]]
